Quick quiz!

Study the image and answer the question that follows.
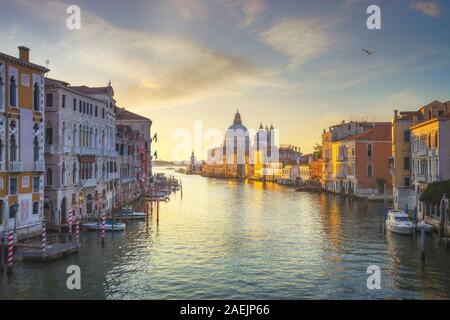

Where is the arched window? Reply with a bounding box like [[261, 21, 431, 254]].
[[62, 122, 67, 146], [46, 168, 53, 186], [0, 139, 3, 162], [9, 134, 17, 162], [0, 76, 4, 109], [33, 136, 39, 162], [62, 162, 66, 185], [45, 121, 53, 145], [9, 76, 17, 107], [73, 124, 77, 147], [72, 162, 77, 184], [95, 129, 98, 149], [33, 82, 40, 111], [78, 124, 82, 148]]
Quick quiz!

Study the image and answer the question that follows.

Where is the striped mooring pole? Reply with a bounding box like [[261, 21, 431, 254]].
[[68, 209, 73, 234], [41, 223, 47, 254], [7, 230, 14, 274], [101, 213, 106, 246], [76, 221, 80, 245]]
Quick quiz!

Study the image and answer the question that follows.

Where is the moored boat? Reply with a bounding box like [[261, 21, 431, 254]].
[[386, 210, 414, 235], [416, 220, 434, 233], [82, 219, 126, 231]]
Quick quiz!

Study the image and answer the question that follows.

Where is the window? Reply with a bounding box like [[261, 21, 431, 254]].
[[404, 130, 410, 142], [62, 162, 66, 185], [33, 136, 39, 162], [32, 202, 39, 215], [45, 122, 53, 145], [33, 176, 40, 192], [9, 177, 18, 195], [83, 101, 86, 114], [102, 108, 105, 119], [0, 200, 3, 224], [73, 98, 77, 111], [9, 134, 17, 162], [95, 105, 98, 117], [33, 83, 40, 111], [0, 74, 4, 109], [46, 168, 52, 186], [367, 164, 373, 177], [404, 177, 411, 187], [404, 157, 410, 170], [79, 100, 82, 112], [9, 76, 17, 107], [62, 94, 66, 108], [46, 93, 53, 108], [367, 144, 373, 158], [9, 204, 18, 219], [22, 176, 29, 188]]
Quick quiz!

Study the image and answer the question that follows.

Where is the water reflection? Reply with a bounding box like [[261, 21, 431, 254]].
[[1, 169, 450, 299]]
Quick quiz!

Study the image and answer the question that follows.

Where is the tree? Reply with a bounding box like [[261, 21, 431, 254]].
[[419, 180, 450, 204], [313, 143, 322, 159]]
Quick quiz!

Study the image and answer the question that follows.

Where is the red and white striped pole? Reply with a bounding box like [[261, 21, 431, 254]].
[[7, 230, 14, 274], [76, 220, 80, 245], [101, 212, 106, 246], [41, 223, 47, 254], [68, 209, 73, 234]]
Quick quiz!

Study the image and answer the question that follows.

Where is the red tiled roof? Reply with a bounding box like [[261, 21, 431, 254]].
[[341, 124, 391, 142], [116, 107, 151, 122], [70, 85, 111, 95]]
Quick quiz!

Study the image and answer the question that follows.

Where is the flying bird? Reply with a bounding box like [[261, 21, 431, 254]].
[[362, 49, 376, 55]]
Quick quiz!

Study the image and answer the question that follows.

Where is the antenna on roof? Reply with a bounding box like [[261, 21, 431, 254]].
[[45, 59, 50, 74]]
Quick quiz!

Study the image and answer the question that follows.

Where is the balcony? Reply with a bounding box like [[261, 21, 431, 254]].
[[62, 145, 71, 154], [74, 147, 97, 156], [45, 144, 55, 155], [80, 179, 97, 188], [33, 162, 45, 172], [9, 162, 22, 172], [418, 148, 427, 157]]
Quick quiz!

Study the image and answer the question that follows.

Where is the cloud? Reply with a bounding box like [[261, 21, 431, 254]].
[[2, 0, 279, 109], [411, 1, 441, 17], [240, 0, 266, 27], [168, 0, 208, 20], [260, 18, 332, 68]]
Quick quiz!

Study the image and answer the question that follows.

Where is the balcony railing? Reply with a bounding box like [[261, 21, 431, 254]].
[[9, 162, 22, 172], [45, 144, 55, 154], [74, 147, 97, 156], [62, 145, 71, 154], [80, 179, 96, 188], [33, 162, 45, 172]]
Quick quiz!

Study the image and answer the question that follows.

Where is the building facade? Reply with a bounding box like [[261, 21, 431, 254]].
[[410, 114, 450, 220], [116, 108, 152, 193], [44, 79, 118, 227], [330, 124, 392, 197], [0, 47, 48, 238], [115, 123, 146, 206], [321, 121, 379, 191]]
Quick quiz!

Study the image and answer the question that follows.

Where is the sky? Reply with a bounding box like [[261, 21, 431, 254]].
[[1, 0, 449, 160]]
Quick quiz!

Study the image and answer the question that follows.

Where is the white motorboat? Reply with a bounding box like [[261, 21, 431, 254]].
[[386, 210, 414, 235], [120, 208, 146, 220], [82, 219, 126, 231], [415, 220, 434, 233]]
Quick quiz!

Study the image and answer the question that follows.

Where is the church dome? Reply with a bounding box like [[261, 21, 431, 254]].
[[227, 109, 248, 132]]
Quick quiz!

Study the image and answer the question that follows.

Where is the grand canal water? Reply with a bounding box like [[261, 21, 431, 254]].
[[1, 168, 450, 299]]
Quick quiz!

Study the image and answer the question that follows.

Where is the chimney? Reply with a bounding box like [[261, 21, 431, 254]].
[[18, 46, 30, 62], [394, 109, 398, 119]]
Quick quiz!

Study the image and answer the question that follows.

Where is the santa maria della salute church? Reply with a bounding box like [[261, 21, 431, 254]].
[[203, 110, 280, 179]]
